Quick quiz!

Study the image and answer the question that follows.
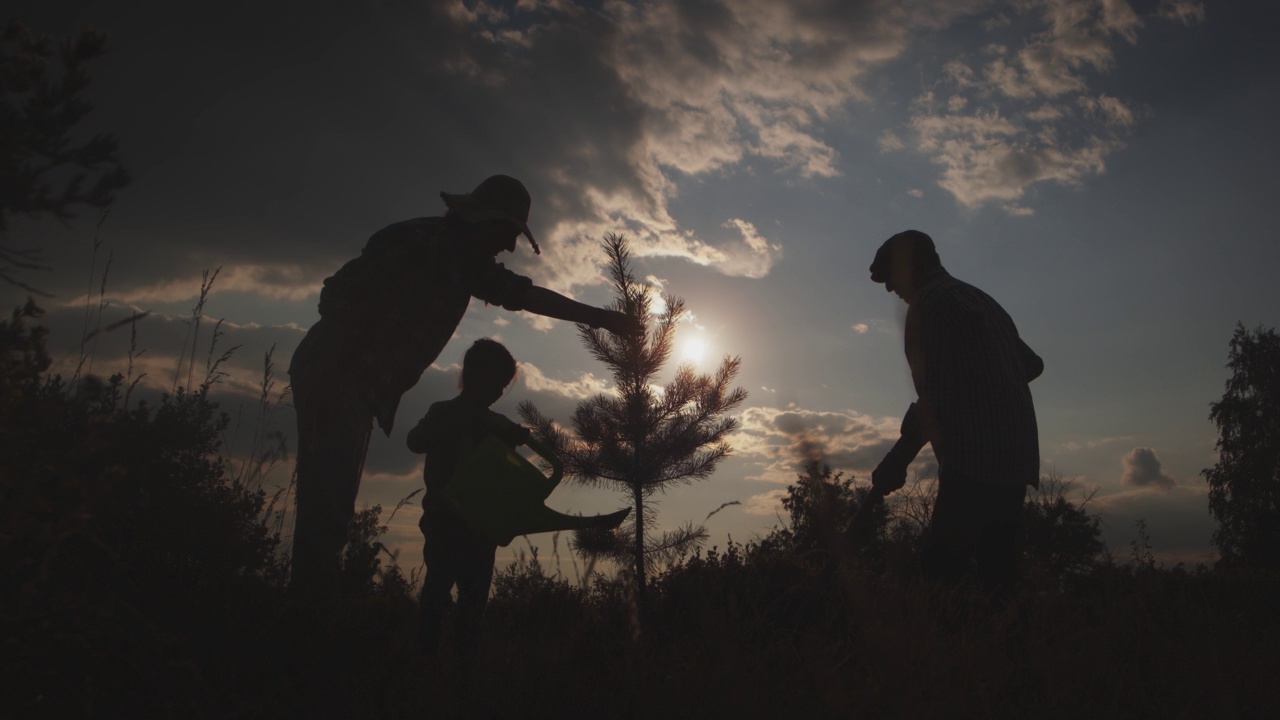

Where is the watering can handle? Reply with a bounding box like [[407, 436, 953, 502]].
[[521, 434, 564, 486]]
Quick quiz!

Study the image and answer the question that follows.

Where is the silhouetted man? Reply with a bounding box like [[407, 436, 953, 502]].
[[287, 175, 633, 591], [869, 230, 1043, 600]]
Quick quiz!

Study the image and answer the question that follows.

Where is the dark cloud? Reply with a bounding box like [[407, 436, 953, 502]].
[[8, 0, 646, 298], [733, 405, 906, 483], [773, 411, 814, 436], [822, 436, 900, 471], [771, 413, 898, 470], [34, 300, 303, 387], [14, 0, 971, 305], [1121, 446, 1176, 490], [9, 0, 1217, 312], [793, 437, 828, 465]]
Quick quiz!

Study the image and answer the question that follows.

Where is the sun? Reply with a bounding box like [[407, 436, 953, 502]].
[[681, 336, 708, 366]]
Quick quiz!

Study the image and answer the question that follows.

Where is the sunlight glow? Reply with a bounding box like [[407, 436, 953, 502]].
[[681, 336, 708, 366]]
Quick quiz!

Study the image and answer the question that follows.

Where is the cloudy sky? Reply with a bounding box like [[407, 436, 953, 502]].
[[8, 0, 1276, 568]]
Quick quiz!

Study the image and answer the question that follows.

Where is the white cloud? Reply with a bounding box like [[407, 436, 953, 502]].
[[718, 218, 784, 279], [879, 130, 906, 152], [1061, 434, 1131, 452], [428, 0, 1015, 294], [730, 405, 908, 484], [910, 101, 1118, 208], [519, 361, 615, 401], [76, 263, 321, 306], [897, 0, 1201, 212], [1025, 103, 1067, 122], [31, 0, 1207, 309], [850, 318, 899, 336], [745, 488, 789, 517], [1079, 94, 1137, 126], [39, 301, 306, 399]]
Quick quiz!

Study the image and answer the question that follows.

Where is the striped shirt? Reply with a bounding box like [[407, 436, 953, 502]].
[[902, 269, 1043, 487]]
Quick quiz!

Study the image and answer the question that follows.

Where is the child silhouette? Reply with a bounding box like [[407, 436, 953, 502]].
[[408, 339, 626, 659]]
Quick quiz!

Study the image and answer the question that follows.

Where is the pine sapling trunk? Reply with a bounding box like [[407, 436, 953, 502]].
[[633, 484, 646, 597], [633, 450, 647, 598]]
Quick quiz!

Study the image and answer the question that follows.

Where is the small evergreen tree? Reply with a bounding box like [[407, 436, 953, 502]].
[[519, 234, 747, 597], [1203, 323, 1280, 569]]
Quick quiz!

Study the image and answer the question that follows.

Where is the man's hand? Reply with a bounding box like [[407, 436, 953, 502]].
[[871, 453, 909, 495], [592, 309, 642, 338]]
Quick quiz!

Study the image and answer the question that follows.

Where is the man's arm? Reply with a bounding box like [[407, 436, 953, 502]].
[[872, 403, 927, 495], [873, 293, 968, 496], [521, 286, 638, 337], [471, 262, 638, 337]]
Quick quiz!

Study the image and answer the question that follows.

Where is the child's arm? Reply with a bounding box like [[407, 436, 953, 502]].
[[486, 413, 532, 447], [408, 403, 524, 454]]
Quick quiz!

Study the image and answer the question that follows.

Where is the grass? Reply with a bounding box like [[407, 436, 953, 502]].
[[200, 549, 1277, 720]]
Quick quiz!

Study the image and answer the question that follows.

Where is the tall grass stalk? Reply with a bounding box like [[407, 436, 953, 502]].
[[73, 208, 110, 382], [123, 311, 145, 406], [173, 266, 220, 394]]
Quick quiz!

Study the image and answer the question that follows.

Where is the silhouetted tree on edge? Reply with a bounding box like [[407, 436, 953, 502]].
[[1, 21, 129, 292], [1203, 323, 1280, 569], [519, 233, 746, 598]]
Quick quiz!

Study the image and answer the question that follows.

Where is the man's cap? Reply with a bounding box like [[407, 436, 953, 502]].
[[870, 230, 937, 283], [441, 175, 540, 254]]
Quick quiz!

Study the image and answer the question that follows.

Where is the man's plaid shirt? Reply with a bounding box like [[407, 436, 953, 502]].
[[901, 269, 1043, 487], [289, 216, 533, 435]]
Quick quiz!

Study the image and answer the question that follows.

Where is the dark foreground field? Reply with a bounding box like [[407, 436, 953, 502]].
[[3, 306, 1278, 719], [7, 541, 1279, 720]]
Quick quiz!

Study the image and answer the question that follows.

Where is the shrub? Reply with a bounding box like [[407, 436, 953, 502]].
[[0, 301, 282, 715]]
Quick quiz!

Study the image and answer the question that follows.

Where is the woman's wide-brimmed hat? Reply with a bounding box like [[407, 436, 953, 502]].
[[441, 174, 540, 254]]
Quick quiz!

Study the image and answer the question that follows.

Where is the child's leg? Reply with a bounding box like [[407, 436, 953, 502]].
[[419, 507, 461, 659], [454, 542, 498, 657]]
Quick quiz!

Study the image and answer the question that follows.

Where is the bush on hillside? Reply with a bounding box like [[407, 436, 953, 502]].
[[0, 301, 282, 714]]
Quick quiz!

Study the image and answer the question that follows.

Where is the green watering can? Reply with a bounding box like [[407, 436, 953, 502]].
[[445, 432, 630, 547]]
